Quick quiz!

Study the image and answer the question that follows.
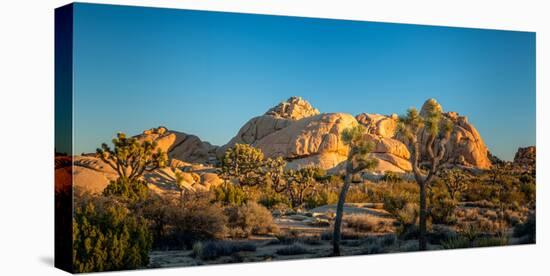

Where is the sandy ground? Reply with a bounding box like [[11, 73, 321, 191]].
[[148, 203, 400, 268]]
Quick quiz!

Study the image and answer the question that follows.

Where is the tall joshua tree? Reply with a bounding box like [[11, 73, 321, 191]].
[[220, 143, 264, 187], [397, 98, 453, 250], [97, 132, 168, 183], [333, 125, 378, 256]]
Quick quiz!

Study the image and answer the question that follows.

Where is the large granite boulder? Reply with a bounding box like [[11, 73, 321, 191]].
[[418, 99, 491, 169], [56, 156, 222, 195], [137, 126, 218, 165]]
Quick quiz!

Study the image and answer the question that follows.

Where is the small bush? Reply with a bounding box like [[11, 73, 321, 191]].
[[382, 171, 402, 183], [212, 183, 249, 206], [193, 241, 257, 260], [276, 243, 310, 255], [474, 236, 508, 247], [102, 178, 150, 203], [170, 197, 228, 248], [225, 202, 278, 237], [429, 188, 458, 224], [441, 236, 470, 249], [344, 214, 393, 233], [73, 196, 152, 272]]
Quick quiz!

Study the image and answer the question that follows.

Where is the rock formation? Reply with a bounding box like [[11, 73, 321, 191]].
[[66, 96, 496, 196], [265, 96, 320, 120], [55, 155, 222, 195], [418, 100, 491, 169], [137, 126, 218, 165], [513, 146, 536, 169]]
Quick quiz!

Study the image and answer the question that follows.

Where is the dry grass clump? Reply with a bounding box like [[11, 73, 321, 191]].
[[225, 202, 279, 238], [193, 241, 256, 260], [344, 214, 393, 233], [275, 243, 311, 255]]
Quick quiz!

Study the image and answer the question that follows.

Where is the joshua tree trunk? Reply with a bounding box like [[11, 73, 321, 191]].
[[419, 180, 427, 250], [333, 165, 352, 256]]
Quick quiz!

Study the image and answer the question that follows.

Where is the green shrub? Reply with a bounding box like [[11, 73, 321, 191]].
[[73, 196, 152, 272], [212, 182, 249, 206], [193, 241, 256, 260], [382, 171, 402, 183], [276, 243, 310, 255], [102, 178, 149, 203], [441, 236, 470, 249], [474, 236, 508, 247], [429, 188, 458, 224], [258, 186, 290, 209], [305, 188, 338, 209], [383, 190, 417, 215], [225, 202, 278, 237]]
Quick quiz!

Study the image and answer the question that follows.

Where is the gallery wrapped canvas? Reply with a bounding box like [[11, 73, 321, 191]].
[[55, 3, 536, 273]]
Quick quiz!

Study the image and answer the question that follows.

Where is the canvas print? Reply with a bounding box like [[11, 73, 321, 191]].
[[55, 3, 536, 273]]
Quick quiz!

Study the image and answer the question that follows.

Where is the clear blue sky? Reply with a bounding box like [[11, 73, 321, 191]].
[[73, 3, 535, 160]]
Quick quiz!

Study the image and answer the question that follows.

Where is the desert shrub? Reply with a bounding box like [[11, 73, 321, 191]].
[[441, 236, 470, 249], [305, 188, 339, 209], [520, 182, 536, 204], [474, 236, 508, 247], [102, 178, 149, 203], [225, 202, 278, 238], [463, 181, 497, 202], [258, 186, 290, 209], [193, 241, 257, 260], [137, 194, 177, 249], [513, 212, 536, 243], [212, 182, 249, 206], [380, 234, 397, 247], [382, 171, 402, 183], [429, 188, 458, 224], [345, 184, 371, 203], [344, 214, 393, 233], [366, 244, 384, 254], [73, 196, 152, 273], [276, 243, 310, 255], [383, 190, 417, 215], [169, 195, 228, 248], [503, 210, 522, 226]]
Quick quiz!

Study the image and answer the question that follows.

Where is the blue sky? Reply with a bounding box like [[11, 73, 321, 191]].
[[73, 3, 535, 160]]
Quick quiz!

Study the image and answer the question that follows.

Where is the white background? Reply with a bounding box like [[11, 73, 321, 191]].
[[0, 0, 547, 275]]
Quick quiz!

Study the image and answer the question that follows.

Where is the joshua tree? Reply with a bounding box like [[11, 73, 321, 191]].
[[96, 132, 168, 183], [397, 98, 453, 250], [439, 168, 469, 200], [333, 125, 378, 256], [284, 167, 318, 208], [264, 156, 287, 192], [220, 143, 264, 187]]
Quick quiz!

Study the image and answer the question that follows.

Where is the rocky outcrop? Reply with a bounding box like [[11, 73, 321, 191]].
[[356, 99, 492, 170], [513, 146, 536, 169], [222, 98, 411, 173], [255, 113, 357, 171], [265, 96, 320, 120], [355, 113, 411, 173], [55, 156, 222, 195], [419, 100, 491, 169], [137, 126, 218, 165]]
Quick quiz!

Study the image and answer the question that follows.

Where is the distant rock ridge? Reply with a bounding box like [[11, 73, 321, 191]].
[[513, 146, 536, 169]]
